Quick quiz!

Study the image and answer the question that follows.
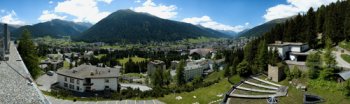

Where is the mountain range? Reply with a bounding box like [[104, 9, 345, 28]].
[[77, 9, 230, 43], [236, 17, 290, 38], [3, 9, 288, 43], [11, 19, 92, 38]]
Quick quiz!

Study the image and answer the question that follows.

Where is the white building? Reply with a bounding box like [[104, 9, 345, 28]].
[[183, 58, 210, 81], [184, 64, 205, 81], [268, 41, 309, 61], [57, 64, 120, 92]]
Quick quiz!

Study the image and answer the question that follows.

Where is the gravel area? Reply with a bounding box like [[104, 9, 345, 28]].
[[120, 83, 152, 91], [0, 42, 49, 104]]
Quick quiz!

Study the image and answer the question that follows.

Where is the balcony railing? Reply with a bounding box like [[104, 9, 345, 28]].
[[83, 83, 93, 86]]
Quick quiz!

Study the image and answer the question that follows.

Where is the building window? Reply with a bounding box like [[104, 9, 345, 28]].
[[70, 78, 74, 83], [77, 80, 80, 84], [77, 86, 80, 91], [64, 83, 68, 87], [69, 84, 74, 89], [65, 77, 67, 81], [105, 86, 109, 89], [105, 79, 109, 83]]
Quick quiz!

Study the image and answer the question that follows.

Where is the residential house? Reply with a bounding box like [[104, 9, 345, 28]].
[[40, 59, 64, 71], [335, 70, 350, 83], [57, 64, 120, 92]]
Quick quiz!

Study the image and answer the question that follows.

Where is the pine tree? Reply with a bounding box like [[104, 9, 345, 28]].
[[316, 5, 326, 33], [18, 29, 41, 79], [256, 40, 268, 72], [344, 0, 350, 40], [236, 60, 250, 77], [305, 8, 317, 48], [306, 52, 321, 79], [320, 38, 337, 80], [224, 65, 231, 77], [176, 60, 186, 86]]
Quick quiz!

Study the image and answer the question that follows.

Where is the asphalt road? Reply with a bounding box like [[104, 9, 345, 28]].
[[46, 96, 164, 104], [334, 46, 350, 69], [36, 72, 58, 92]]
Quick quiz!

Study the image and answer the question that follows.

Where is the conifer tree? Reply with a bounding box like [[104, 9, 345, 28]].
[[18, 29, 41, 79]]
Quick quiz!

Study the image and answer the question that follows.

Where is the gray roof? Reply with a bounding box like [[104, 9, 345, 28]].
[[337, 70, 350, 80], [269, 42, 306, 47], [0, 42, 49, 104], [290, 49, 316, 56], [57, 64, 120, 79]]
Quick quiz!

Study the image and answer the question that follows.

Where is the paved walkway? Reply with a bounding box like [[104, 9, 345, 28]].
[[230, 94, 282, 98], [47, 96, 164, 104], [244, 81, 278, 90], [236, 86, 276, 93], [251, 77, 281, 87]]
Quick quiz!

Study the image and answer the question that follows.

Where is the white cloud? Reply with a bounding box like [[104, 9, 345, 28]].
[[0, 10, 25, 25], [53, 0, 111, 23], [263, 0, 337, 22], [49, 1, 54, 4], [0, 9, 5, 13], [97, 0, 113, 4], [38, 10, 67, 22], [182, 16, 249, 32], [135, 0, 141, 3], [133, 0, 177, 19]]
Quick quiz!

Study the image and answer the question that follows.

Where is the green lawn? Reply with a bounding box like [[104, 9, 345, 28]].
[[339, 40, 350, 51], [341, 54, 350, 64], [158, 79, 232, 104], [63, 60, 69, 69], [95, 54, 106, 59], [307, 80, 350, 104], [117, 56, 148, 65], [204, 70, 225, 82]]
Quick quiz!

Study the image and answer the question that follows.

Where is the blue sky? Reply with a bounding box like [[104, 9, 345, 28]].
[[0, 0, 338, 32]]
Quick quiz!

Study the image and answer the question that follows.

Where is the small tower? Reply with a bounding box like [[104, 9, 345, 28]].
[[4, 24, 10, 54]]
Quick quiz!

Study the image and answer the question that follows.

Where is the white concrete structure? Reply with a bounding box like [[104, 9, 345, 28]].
[[57, 65, 120, 92], [268, 41, 309, 61]]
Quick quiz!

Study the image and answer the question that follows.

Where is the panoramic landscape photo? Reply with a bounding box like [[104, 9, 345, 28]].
[[1, 0, 350, 104]]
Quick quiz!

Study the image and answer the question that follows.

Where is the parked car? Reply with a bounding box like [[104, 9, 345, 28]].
[[47, 71, 54, 76]]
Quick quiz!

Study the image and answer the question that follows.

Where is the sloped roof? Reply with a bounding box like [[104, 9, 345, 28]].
[[337, 70, 350, 80], [0, 42, 49, 104]]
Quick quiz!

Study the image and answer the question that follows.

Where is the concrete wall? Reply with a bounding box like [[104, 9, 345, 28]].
[[90, 78, 118, 91], [57, 75, 85, 92], [291, 46, 301, 52], [58, 75, 118, 92], [268, 65, 284, 82], [268, 46, 290, 60]]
